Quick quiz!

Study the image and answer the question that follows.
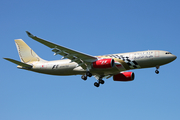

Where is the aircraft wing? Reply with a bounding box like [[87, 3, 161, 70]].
[[26, 31, 98, 69]]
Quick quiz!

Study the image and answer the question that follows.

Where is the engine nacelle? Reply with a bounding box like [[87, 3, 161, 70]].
[[113, 72, 135, 81], [92, 58, 114, 69]]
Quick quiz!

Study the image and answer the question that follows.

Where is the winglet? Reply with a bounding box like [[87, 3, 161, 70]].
[[4, 58, 32, 69], [26, 31, 35, 38]]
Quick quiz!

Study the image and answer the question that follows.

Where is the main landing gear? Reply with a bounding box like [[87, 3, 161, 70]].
[[94, 79, 105, 87], [81, 72, 105, 87], [81, 71, 92, 80], [155, 66, 160, 74]]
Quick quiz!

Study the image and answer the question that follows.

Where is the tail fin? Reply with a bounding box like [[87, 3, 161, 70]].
[[15, 39, 45, 63]]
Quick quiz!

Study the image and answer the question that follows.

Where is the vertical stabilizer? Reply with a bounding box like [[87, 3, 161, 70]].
[[15, 39, 45, 63]]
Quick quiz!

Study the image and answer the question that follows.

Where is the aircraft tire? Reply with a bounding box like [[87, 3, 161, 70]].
[[86, 71, 92, 77], [99, 80, 105, 84], [81, 75, 87, 80], [94, 82, 100, 87], [155, 70, 159, 74]]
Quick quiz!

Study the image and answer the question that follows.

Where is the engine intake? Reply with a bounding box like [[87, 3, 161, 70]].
[[92, 58, 114, 69], [113, 72, 135, 81]]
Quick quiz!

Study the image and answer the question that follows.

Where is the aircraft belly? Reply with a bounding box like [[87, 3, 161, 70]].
[[135, 59, 155, 68], [90, 68, 120, 76]]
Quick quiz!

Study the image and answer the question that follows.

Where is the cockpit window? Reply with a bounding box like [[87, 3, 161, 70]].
[[165, 52, 172, 54]]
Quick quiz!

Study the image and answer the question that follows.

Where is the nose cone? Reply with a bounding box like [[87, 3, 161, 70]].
[[171, 55, 177, 61], [167, 54, 177, 63]]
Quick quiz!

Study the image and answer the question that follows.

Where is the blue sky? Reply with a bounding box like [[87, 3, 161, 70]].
[[0, 0, 180, 120]]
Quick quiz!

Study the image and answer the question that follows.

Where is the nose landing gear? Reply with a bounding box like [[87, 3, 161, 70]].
[[155, 70, 159, 74], [155, 66, 160, 74]]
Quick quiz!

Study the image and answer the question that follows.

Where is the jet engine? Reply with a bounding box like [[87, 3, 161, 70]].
[[113, 72, 135, 81], [92, 58, 114, 69]]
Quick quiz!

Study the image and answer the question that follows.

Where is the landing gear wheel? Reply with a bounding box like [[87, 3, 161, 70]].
[[155, 70, 159, 74], [81, 75, 87, 80], [155, 66, 160, 74], [86, 71, 92, 77], [99, 80, 105, 84], [94, 82, 100, 87]]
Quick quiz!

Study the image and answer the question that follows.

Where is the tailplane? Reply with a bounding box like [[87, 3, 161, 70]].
[[4, 58, 32, 69], [15, 39, 45, 63]]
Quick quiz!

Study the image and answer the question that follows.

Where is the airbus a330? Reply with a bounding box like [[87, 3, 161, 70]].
[[4, 31, 177, 87]]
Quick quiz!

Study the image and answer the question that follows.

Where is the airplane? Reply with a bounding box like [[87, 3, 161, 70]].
[[4, 31, 177, 87]]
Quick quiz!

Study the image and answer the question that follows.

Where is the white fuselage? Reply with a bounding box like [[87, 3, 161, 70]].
[[23, 50, 176, 76]]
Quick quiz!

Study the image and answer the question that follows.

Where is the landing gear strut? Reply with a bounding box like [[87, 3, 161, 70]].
[[155, 66, 160, 74]]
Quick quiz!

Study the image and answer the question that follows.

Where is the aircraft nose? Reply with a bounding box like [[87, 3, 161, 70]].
[[170, 54, 177, 61], [173, 55, 177, 60]]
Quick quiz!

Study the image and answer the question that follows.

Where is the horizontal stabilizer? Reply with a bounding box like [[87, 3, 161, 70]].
[[4, 58, 32, 69]]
